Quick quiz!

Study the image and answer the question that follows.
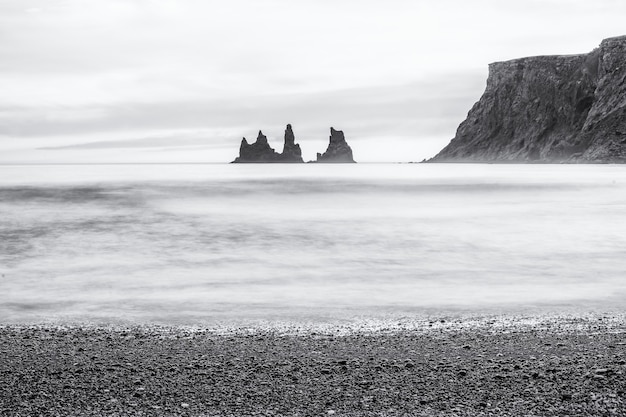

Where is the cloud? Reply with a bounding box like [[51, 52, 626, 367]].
[[1, 71, 486, 140], [1, 0, 626, 162], [37, 134, 225, 151], [0, 72, 486, 162]]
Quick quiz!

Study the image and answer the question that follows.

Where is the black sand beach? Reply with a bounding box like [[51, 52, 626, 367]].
[[1, 315, 625, 416]]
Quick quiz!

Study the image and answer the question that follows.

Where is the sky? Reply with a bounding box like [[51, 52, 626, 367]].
[[1, 0, 626, 163]]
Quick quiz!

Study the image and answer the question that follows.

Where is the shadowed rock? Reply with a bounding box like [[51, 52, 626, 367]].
[[315, 127, 356, 163], [233, 125, 304, 163], [430, 35, 626, 163], [278, 124, 303, 163], [232, 131, 280, 163]]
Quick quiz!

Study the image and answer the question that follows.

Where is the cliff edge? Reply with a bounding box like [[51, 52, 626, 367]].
[[430, 36, 626, 163]]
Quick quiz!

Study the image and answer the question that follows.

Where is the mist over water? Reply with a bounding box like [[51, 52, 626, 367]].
[[1, 164, 626, 325]]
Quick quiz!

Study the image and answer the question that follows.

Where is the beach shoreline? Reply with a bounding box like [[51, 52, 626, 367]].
[[1, 314, 625, 416]]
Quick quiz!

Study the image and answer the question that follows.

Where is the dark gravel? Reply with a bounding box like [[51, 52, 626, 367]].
[[1, 316, 626, 416]]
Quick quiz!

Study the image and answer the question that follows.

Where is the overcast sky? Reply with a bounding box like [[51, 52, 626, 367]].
[[1, 0, 626, 163]]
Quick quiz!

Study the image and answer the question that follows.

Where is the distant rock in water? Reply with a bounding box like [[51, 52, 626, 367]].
[[278, 124, 303, 163], [430, 35, 626, 163], [315, 127, 356, 163], [232, 130, 280, 163], [232, 125, 356, 163], [232, 125, 304, 163]]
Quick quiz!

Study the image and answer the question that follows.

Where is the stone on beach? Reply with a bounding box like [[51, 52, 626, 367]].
[[1, 316, 625, 416]]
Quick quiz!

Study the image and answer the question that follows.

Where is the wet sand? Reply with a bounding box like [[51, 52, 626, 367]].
[[1, 315, 625, 416]]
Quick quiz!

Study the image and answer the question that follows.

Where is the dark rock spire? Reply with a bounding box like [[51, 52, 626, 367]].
[[232, 125, 356, 163], [279, 124, 304, 163], [232, 130, 280, 163], [315, 127, 355, 163]]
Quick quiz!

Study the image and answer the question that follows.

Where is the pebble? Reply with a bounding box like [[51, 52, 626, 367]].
[[1, 317, 626, 416]]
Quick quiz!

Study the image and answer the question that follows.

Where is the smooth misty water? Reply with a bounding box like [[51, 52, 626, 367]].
[[1, 163, 626, 325]]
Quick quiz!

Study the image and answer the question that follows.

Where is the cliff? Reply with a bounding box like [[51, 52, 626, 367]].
[[232, 125, 303, 163], [430, 36, 626, 163], [315, 127, 356, 163]]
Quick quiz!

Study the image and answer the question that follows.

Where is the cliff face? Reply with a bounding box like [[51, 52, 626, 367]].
[[316, 127, 356, 163], [233, 125, 303, 163], [431, 36, 626, 163]]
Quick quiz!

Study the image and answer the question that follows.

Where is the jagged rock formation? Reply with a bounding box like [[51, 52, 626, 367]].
[[232, 125, 303, 163], [278, 124, 303, 163], [232, 131, 280, 163], [315, 127, 356, 163], [430, 35, 626, 163]]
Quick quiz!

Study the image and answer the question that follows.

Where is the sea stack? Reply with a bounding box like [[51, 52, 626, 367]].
[[232, 125, 304, 163], [278, 124, 304, 163], [315, 127, 356, 163], [232, 131, 280, 163], [430, 35, 626, 163]]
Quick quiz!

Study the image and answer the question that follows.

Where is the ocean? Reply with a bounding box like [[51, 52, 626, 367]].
[[1, 163, 626, 326]]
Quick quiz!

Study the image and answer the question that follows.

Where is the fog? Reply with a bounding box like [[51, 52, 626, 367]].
[[2, 164, 626, 325], [2, 1, 626, 163]]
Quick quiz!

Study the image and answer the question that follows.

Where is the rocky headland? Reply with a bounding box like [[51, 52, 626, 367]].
[[232, 125, 355, 163], [430, 35, 626, 163]]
